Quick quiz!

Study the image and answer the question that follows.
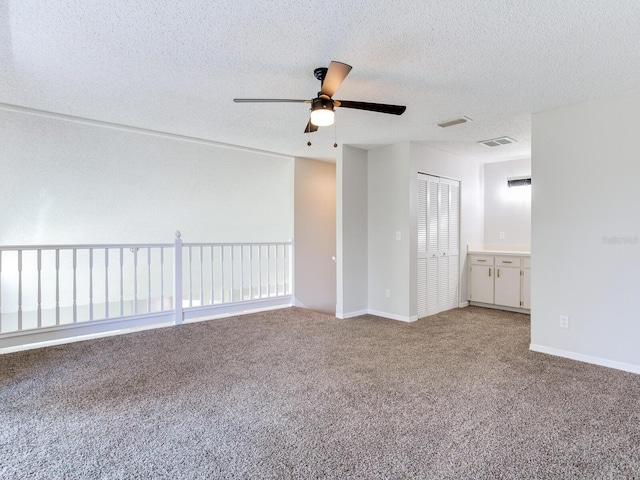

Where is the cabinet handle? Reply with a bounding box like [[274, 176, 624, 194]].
[[497, 268, 500, 278], [502, 261, 513, 264], [488, 269, 491, 277], [477, 259, 486, 262]]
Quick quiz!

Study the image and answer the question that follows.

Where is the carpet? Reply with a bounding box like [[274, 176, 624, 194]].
[[1, 306, 639, 479]]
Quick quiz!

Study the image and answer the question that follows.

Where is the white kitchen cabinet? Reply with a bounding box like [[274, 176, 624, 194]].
[[468, 252, 530, 312], [468, 255, 494, 304], [494, 257, 521, 308]]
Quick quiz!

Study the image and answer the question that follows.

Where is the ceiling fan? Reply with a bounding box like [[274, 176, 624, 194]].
[[233, 61, 406, 133]]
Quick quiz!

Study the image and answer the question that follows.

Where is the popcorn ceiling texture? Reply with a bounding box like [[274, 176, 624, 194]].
[[2, 1, 640, 161], [1, 306, 639, 478]]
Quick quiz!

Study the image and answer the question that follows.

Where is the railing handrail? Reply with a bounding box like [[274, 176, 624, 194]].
[[0, 243, 173, 251], [0, 241, 292, 251], [182, 241, 292, 247]]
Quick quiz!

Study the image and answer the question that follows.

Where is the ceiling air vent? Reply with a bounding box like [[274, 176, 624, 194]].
[[479, 136, 516, 147], [437, 116, 472, 128]]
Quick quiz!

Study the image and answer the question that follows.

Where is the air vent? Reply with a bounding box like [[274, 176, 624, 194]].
[[507, 176, 531, 188], [478, 136, 516, 147], [437, 116, 472, 128]]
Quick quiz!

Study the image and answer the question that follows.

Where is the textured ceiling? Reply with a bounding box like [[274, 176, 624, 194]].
[[2, 1, 640, 163]]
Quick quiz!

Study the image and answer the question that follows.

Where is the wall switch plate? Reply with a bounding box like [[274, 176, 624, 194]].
[[560, 315, 569, 328], [385, 289, 391, 298], [395, 231, 401, 241], [499, 232, 505, 240]]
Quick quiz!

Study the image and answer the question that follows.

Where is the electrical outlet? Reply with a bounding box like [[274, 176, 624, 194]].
[[385, 289, 391, 298], [395, 231, 402, 241], [499, 232, 505, 240], [559, 315, 569, 329]]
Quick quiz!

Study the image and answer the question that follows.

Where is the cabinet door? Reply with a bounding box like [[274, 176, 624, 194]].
[[522, 268, 531, 309], [494, 267, 521, 308], [469, 265, 494, 304]]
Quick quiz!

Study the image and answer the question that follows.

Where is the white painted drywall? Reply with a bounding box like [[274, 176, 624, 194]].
[[0, 107, 293, 245], [367, 143, 412, 319], [336, 145, 368, 318], [531, 88, 640, 371], [483, 158, 531, 251], [410, 142, 484, 314], [294, 158, 336, 315]]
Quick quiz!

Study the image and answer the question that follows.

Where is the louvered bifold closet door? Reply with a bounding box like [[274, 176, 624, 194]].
[[417, 173, 460, 318]]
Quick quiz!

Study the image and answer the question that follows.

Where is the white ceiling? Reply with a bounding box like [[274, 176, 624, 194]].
[[2, 1, 640, 163]]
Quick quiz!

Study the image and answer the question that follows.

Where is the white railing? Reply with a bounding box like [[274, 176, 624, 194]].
[[0, 232, 293, 349]]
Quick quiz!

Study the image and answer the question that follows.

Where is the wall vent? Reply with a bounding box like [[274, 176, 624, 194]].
[[507, 176, 531, 188], [478, 136, 516, 147], [437, 116, 472, 128]]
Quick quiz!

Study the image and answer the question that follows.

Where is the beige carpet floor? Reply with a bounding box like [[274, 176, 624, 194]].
[[1, 306, 639, 479]]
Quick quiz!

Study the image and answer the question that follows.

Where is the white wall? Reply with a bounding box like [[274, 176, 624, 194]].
[[336, 145, 368, 318], [336, 141, 483, 322], [410, 142, 484, 314], [0, 107, 293, 245], [294, 158, 336, 314], [531, 88, 640, 373], [367, 143, 412, 320], [483, 158, 531, 250]]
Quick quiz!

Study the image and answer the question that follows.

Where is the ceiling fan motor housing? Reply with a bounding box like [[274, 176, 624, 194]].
[[311, 96, 334, 112]]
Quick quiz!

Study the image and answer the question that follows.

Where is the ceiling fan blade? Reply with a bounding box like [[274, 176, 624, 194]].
[[320, 61, 352, 97], [304, 120, 318, 133], [233, 98, 310, 103], [336, 100, 406, 115]]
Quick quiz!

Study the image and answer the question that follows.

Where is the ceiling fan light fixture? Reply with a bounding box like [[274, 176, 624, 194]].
[[310, 98, 335, 126]]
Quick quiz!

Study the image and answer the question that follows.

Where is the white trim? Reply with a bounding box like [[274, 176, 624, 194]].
[[183, 297, 292, 321], [530, 344, 640, 375], [469, 301, 530, 315], [338, 309, 417, 322], [337, 309, 369, 319], [458, 301, 469, 308], [0, 311, 174, 351], [368, 310, 417, 322], [0, 102, 293, 160]]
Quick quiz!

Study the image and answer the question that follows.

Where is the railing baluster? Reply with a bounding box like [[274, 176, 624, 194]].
[[105, 248, 109, 318], [259, 245, 263, 299], [73, 249, 77, 323], [37, 249, 42, 328], [119, 248, 124, 317], [199, 246, 203, 306], [147, 247, 151, 313], [133, 248, 138, 315], [230, 246, 234, 302], [275, 245, 279, 296], [89, 248, 93, 321], [210, 246, 214, 305], [55, 249, 60, 325], [17, 250, 23, 331], [188, 246, 193, 308], [220, 246, 224, 302], [240, 245, 244, 301], [160, 247, 165, 311]]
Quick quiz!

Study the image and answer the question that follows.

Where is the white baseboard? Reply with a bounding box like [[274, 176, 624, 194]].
[[459, 301, 469, 308], [337, 309, 416, 323], [337, 309, 369, 319], [367, 310, 417, 323], [529, 344, 640, 375]]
